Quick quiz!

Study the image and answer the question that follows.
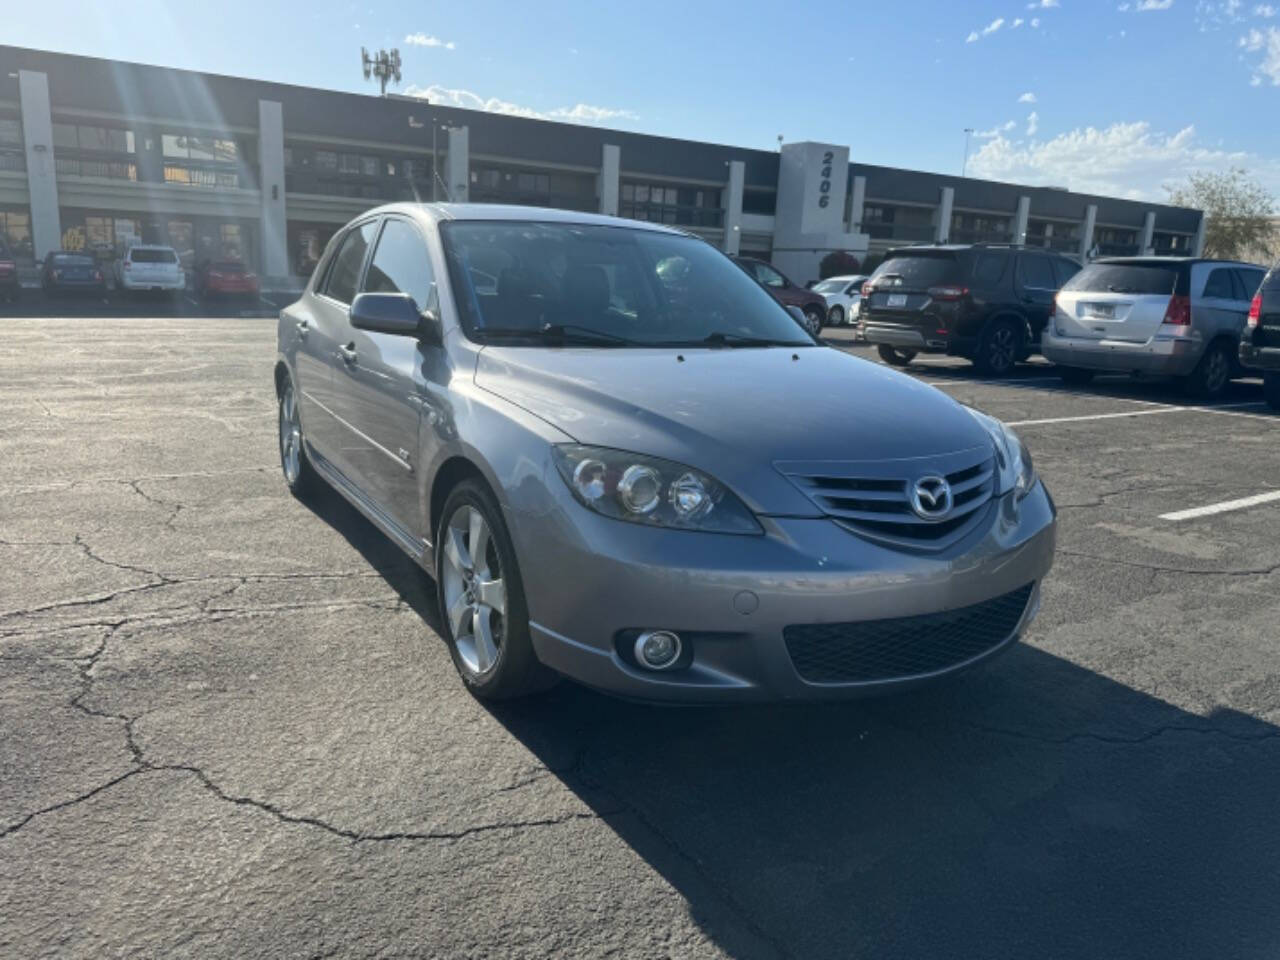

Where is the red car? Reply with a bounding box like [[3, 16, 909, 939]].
[[0, 238, 19, 302], [196, 259, 260, 299], [730, 255, 829, 336]]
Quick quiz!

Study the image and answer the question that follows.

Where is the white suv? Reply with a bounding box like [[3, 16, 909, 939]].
[[115, 245, 185, 295]]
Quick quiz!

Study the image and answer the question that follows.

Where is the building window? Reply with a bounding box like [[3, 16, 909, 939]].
[[315, 150, 338, 172], [742, 190, 776, 216], [0, 207, 33, 260], [468, 164, 596, 212], [159, 132, 245, 188], [619, 180, 723, 227]]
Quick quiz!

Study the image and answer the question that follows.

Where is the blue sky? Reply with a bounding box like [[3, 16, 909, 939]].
[[8, 0, 1280, 199]]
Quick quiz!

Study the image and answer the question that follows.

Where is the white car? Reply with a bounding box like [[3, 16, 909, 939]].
[[115, 245, 185, 294], [811, 274, 868, 326]]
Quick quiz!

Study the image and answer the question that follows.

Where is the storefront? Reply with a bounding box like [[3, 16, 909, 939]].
[[0, 205, 33, 261], [287, 220, 340, 279], [57, 208, 258, 271]]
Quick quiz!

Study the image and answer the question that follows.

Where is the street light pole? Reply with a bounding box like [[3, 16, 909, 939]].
[[961, 128, 974, 178]]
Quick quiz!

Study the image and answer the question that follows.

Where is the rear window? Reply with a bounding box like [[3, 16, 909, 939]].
[[1061, 262, 1182, 296], [130, 248, 178, 264], [1260, 266, 1280, 293], [212, 261, 245, 273], [52, 254, 95, 267], [870, 254, 962, 289]]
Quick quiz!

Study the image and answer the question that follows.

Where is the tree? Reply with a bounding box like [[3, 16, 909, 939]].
[[1167, 168, 1277, 262], [819, 250, 861, 279]]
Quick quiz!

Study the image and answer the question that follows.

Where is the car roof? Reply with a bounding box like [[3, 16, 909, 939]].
[[1095, 256, 1263, 268], [820, 274, 866, 282], [127, 244, 177, 252], [366, 202, 690, 236]]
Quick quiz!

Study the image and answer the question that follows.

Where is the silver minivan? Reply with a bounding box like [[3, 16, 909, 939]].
[[1042, 257, 1267, 397]]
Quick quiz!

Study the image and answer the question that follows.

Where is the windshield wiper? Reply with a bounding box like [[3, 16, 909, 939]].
[[699, 331, 807, 348], [478, 323, 636, 346]]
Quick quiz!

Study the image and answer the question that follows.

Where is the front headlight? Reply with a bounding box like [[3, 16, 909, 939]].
[[965, 408, 1036, 500], [552, 445, 762, 534]]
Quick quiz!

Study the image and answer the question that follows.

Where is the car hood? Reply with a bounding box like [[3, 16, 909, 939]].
[[475, 345, 993, 515]]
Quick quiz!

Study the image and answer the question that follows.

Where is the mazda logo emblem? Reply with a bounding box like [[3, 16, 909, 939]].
[[910, 476, 953, 521]]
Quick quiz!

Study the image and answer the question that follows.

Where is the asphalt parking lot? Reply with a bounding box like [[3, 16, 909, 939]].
[[3, 317, 1280, 959]]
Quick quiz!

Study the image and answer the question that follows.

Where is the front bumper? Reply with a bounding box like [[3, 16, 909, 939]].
[[1042, 327, 1202, 377], [515, 479, 1057, 702]]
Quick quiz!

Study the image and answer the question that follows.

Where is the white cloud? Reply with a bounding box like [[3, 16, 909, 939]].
[[1136, 0, 1174, 9], [1026, 111, 1040, 136], [1012, 17, 1026, 26], [975, 120, 1018, 138], [404, 84, 638, 125], [966, 30, 980, 41], [1240, 26, 1280, 82], [1027, 0, 1059, 7], [967, 17, 1006, 40], [967, 120, 1280, 200], [1031, 16, 1042, 26], [405, 33, 456, 49], [1257, 4, 1278, 15], [1018, 91, 1038, 102]]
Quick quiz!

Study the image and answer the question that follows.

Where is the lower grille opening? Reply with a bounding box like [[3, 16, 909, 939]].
[[783, 583, 1034, 684]]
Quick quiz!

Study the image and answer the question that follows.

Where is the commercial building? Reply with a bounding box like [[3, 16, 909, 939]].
[[1, 45, 1205, 285]]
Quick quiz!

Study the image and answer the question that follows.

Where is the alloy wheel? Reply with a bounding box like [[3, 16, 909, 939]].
[[441, 504, 507, 676], [805, 309, 823, 336], [1203, 347, 1229, 396], [279, 385, 302, 485], [987, 326, 1017, 372]]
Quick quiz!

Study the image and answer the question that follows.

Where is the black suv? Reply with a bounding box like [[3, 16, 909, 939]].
[[859, 244, 1081, 375], [1239, 259, 1280, 409]]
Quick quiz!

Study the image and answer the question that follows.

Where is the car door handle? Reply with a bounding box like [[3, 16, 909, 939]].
[[338, 343, 358, 364], [295, 320, 310, 339]]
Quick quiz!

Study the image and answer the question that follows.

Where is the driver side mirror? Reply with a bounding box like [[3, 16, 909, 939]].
[[350, 290, 442, 345]]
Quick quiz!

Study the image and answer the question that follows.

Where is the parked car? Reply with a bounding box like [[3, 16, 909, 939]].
[[275, 204, 1055, 702], [811, 274, 868, 326], [1044, 257, 1266, 399], [115, 245, 185, 295], [730, 255, 829, 336], [41, 251, 106, 297], [196, 259, 260, 300], [1238, 259, 1280, 409], [0, 238, 19, 302], [860, 244, 1081, 375]]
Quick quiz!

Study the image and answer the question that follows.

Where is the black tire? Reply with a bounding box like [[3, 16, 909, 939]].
[[1182, 340, 1233, 400], [974, 318, 1024, 376], [278, 374, 319, 497], [1264, 372, 1280, 411], [803, 306, 825, 336], [1058, 366, 1095, 386], [828, 305, 845, 326], [435, 479, 556, 700], [877, 344, 917, 366]]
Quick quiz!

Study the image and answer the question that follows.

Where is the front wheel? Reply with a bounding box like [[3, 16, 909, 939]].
[[828, 305, 845, 327], [877, 344, 917, 366], [278, 377, 318, 497], [974, 319, 1023, 376], [1264, 372, 1280, 411], [803, 307, 825, 337], [435, 480, 556, 700]]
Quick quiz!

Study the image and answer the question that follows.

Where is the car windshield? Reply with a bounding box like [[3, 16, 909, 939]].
[[1061, 262, 1180, 296], [870, 254, 962, 289], [440, 221, 814, 347], [812, 279, 848, 293]]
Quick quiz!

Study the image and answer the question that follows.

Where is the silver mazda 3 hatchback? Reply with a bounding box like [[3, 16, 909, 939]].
[[275, 204, 1056, 702]]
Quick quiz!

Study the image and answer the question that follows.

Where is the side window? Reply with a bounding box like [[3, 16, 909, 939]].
[[1201, 268, 1234, 300], [323, 221, 377, 305], [1016, 254, 1055, 290], [971, 253, 1007, 288], [1052, 258, 1081, 288], [363, 218, 435, 308], [1235, 268, 1266, 301], [757, 263, 786, 288]]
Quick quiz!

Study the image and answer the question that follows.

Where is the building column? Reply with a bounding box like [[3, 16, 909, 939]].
[[599, 144, 620, 217], [722, 159, 744, 255], [446, 126, 469, 203], [1013, 195, 1031, 245], [1192, 212, 1207, 257], [18, 70, 60, 262], [1139, 210, 1156, 255], [848, 175, 866, 233], [257, 100, 288, 278], [1079, 203, 1098, 262], [936, 186, 955, 243]]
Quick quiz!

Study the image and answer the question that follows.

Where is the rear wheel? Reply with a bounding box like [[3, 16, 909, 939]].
[[435, 480, 556, 700], [828, 305, 845, 327], [1182, 340, 1233, 400], [803, 306, 825, 337], [877, 344, 917, 366], [974, 319, 1023, 376], [1058, 366, 1095, 386], [1264, 372, 1280, 411]]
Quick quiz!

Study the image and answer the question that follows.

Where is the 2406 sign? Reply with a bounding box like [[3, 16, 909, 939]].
[[818, 150, 834, 208]]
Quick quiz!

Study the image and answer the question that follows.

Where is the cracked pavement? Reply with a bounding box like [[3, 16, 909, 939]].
[[3, 318, 1280, 959]]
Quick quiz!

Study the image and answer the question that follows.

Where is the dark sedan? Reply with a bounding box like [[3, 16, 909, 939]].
[[41, 252, 106, 297]]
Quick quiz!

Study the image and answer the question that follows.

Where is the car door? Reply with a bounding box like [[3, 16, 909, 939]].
[[330, 216, 433, 537], [1014, 252, 1056, 341], [1196, 265, 1244, 343], [754, 261, 797, 306], [306, 218, 378, 482]]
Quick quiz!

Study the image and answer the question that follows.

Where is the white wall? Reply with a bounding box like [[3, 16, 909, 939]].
[[18, 70, 60, 261]]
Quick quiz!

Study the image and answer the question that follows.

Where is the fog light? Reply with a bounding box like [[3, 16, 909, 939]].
[[634, 630, 682, 670]]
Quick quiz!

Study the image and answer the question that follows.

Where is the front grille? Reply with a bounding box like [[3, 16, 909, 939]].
[[784, 583, 1034, 684], [778, 446, 996, 552]]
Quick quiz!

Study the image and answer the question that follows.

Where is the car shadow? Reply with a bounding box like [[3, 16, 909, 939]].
[[301, 481, 1280, 959]]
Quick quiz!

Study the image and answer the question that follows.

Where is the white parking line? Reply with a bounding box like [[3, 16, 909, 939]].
[[1160, 490, 1280, 521], [1007, 408, 1185, 427], [1007, 400, 1272, 428]]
